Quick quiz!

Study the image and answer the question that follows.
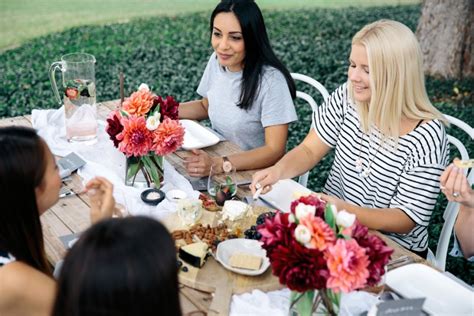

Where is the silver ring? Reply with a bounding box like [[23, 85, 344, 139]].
[[255, 182, 262, 189], [452, 192, 460, 198]]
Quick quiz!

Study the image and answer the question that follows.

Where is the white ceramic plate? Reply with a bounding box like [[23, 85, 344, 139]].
[[215, 239, 270, 276], [260, 179, 313, 213], [180, 119, 220, 150], [386, 263, 474, 315]]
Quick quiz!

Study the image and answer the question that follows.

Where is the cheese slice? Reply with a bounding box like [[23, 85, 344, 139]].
[[179, 242, 209, 268], [229, 253, 262, 271]]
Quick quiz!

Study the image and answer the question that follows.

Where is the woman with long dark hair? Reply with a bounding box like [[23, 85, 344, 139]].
[[53, 216, 181, 316], [0, 126, 115, 316], [179, 0, 297, 177]]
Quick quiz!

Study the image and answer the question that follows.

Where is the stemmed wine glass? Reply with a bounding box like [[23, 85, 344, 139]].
[[207, 164, 237, 206]]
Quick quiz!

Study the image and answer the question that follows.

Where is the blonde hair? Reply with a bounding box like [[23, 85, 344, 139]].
[[348, 19, 445, 142]]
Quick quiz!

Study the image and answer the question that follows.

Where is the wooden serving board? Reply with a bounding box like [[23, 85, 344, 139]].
[[162, 206, 282, 316]]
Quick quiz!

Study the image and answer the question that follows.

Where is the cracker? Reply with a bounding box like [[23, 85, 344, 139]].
[[454, 159, 474, 169], [229, 253, 262, 271]]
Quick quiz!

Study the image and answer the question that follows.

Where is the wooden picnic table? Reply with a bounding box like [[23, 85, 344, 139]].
[[0, 101, 426, 315]]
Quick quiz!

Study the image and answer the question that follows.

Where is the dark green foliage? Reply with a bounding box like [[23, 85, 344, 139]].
[[0, 5, 472, 282]]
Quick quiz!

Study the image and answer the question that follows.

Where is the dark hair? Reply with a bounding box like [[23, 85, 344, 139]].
[[0, 126, 51, 275], [210, 0, 296, 110], [53, 216, 181, 316]]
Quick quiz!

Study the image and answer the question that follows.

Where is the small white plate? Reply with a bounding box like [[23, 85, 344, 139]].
[[166, 189, 188, 202], [386, 263, 474, 315], [180, 119, 220, 150], [215, 239, 270, 276]]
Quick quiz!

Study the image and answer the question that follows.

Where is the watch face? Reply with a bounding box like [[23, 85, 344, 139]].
[[223, 160, 233, 173]]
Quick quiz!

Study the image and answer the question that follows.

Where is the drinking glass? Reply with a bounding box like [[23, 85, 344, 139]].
[[177, 199, 203, 226], [207, 164, 237, 206]]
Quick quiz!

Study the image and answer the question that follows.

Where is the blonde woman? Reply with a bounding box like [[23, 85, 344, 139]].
[[251, 20, 449, 258]]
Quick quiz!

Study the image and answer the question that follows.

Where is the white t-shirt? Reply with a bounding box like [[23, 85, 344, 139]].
[[312, 83, 450, 252], [197, 53, 297, 150]]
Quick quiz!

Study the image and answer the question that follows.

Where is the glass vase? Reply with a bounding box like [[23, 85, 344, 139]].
[[289, 290, 340, 316], [125, 154, 163, 189]]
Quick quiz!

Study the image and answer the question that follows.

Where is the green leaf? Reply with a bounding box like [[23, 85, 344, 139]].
[[126, 160, 141, 181], [142, 155, 161, 188], [324, 204, 336, 231]]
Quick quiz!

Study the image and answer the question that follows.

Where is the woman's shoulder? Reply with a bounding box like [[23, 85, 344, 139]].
[[0, 261, 55, 314], [0, 261, 53, 298], [410, 119, 447, 143], [0, 261, 38, 295]]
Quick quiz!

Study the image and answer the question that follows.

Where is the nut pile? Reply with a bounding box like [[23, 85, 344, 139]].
[[171, 223, 237, 250]]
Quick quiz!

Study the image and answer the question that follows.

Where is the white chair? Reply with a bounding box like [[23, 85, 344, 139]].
[[290, 73, 330, 187], [427, 114, 474, 271]]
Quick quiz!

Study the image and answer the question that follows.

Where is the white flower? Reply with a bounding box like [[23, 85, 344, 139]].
[[336, 210, 356, 227], [295, 203, 315, 220], [294, 224, 311, 244], [146, 112, 161, 131], [138, 83, 150, 91]]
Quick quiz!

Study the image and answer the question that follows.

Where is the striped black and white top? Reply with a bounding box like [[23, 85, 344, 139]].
[[312, 84, 450, 252]]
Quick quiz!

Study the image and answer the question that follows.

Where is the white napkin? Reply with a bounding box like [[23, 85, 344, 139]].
[[32, 108, 201, 219], [230, 288, 377, 316]]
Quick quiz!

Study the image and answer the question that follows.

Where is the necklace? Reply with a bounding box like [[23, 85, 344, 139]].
[[355, 128, 383, 178]]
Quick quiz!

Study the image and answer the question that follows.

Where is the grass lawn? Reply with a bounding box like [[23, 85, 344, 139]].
[[0, 0, 420, 51]]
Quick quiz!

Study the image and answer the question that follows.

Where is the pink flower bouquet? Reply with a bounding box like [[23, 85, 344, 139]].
[[258, 194, 393, 315], [106, 84, 184, 188]]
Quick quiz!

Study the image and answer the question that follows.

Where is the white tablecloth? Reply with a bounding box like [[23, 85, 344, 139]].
[[32, 107, 377, 316]]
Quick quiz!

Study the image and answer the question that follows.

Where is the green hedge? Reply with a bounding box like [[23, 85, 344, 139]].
[[1, 5, 473, 283]]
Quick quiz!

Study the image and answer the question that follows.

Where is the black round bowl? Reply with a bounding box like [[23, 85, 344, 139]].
[[140, 188, 165, 206]]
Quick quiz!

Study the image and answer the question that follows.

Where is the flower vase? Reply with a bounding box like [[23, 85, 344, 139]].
[[125, 154, 164, 189], [289, 290, 339, 316]]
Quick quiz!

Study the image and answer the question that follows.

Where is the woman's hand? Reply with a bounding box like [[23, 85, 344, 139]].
[[184, 149, 219, 178], [85, 176, 115, 223], [440, 159, 474, 208], [319, 193, 347, 212], [250, 166, 282, 195]]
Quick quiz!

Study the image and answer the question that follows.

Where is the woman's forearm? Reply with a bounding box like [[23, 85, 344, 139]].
[[455, 205, 474, 259], [340, 201, 416, 234], [275, 130, 330, 180], [179, 99, 209, 120]]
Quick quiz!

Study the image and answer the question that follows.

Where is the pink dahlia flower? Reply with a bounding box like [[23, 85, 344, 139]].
[[152, 118, 184, 155], [326, 239, 369, 293], [351, 222, 393, 286], [116, 116, 153, 157], [122, 89, 155, 116], [299, 215, 336, 251]]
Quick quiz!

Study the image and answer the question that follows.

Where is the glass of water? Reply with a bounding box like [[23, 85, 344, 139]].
[[177, 199, 203, 226]]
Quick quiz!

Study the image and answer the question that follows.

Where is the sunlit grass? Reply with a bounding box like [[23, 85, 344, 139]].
[[0, 0, 420, 51]]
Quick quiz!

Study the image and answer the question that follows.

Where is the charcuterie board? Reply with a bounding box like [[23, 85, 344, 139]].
[[161, 206, 282, 315]]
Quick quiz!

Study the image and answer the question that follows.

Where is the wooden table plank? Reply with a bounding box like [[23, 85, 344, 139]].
[[0, 115, 31, 127], [40, 210, 74, 264]]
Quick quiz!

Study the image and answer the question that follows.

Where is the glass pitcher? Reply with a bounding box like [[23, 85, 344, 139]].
[[49, 53, 98, 142]]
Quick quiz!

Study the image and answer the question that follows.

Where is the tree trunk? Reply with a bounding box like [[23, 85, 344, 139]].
[[416, 0, 473, 79]]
